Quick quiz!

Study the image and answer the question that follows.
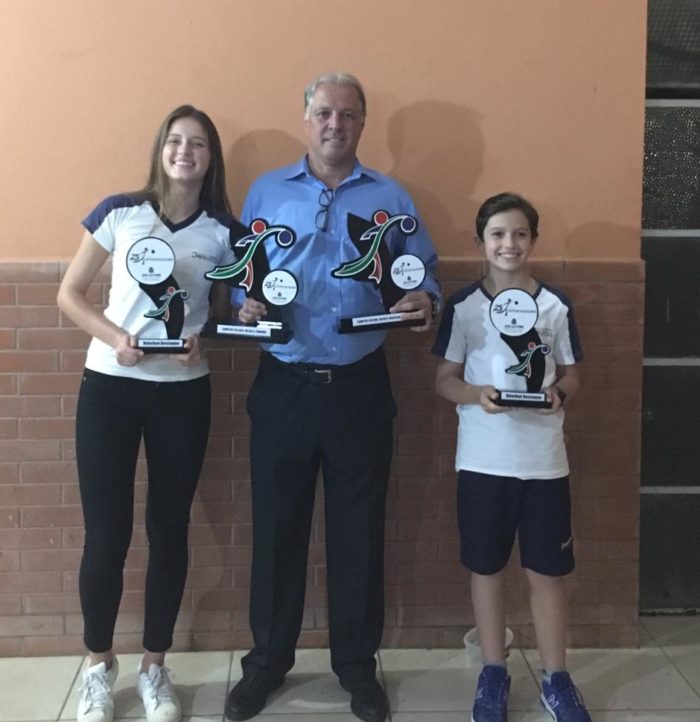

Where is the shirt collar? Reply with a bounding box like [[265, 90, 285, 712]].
[[285, 155, 378, 187]]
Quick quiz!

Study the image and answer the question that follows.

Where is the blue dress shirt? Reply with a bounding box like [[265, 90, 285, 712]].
[[237, 156, 441, 365]]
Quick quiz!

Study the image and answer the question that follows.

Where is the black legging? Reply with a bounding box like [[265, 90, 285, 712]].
[[75, 369, 211, 653]]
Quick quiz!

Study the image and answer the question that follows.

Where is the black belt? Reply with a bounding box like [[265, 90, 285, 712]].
[[261, 347, 384, 384]]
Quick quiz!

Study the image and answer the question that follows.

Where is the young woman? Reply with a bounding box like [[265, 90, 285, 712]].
[[58, 105, 241, 722]]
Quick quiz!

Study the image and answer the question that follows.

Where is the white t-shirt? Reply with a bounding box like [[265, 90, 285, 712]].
[[82, 194, 238, 381], [432, 281, 583, 479]]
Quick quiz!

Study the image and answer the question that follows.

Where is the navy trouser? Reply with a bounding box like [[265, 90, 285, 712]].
[[241, 349, 396, 682], [76, 369, 211, 653]]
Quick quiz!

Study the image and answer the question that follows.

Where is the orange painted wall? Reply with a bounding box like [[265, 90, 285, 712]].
[[1, 0, 645, 261]]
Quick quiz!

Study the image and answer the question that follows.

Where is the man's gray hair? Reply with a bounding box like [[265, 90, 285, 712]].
[[303, 73, 367, 117]]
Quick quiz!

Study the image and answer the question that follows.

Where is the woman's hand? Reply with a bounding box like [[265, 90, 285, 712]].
[[115, 334, 144, 367], [177, 334, 204, 366]]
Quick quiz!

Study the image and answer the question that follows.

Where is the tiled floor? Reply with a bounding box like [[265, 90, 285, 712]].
[[1, 616, 699, 721]]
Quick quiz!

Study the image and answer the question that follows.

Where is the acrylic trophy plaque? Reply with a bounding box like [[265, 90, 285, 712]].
[[333, 210, 426, 334], [489, 287, 552, 408], [202, 219, 297, 343], [127, 237, 189, 353]]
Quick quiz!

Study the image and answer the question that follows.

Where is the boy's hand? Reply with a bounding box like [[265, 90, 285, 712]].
[[479, 385, 509, 414], [537, 386, 564, 414]]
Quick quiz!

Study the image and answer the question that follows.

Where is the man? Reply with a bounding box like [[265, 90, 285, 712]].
[[225, 72, 441, 722]]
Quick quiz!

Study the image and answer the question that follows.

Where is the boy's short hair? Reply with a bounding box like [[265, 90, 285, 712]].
[[475, 192, 540, 240]]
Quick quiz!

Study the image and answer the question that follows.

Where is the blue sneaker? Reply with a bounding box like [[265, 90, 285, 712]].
[[541, 671, 591, 722], [471, 665, 510, 722]]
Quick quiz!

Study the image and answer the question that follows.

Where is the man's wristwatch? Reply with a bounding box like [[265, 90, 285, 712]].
[[429, 293, 441, 319]]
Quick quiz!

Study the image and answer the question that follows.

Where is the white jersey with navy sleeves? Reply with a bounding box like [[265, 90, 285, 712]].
[[432, 281, 583, 479], [81, 194, 238, 381]]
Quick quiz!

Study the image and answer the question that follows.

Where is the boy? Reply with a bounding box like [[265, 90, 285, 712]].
[[432, 193, 590, 722]]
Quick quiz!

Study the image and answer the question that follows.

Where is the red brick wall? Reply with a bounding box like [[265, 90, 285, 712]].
[[0, 259, 642, 655]]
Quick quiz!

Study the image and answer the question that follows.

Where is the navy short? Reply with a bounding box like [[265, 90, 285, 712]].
[[457, 470, 575, 576]]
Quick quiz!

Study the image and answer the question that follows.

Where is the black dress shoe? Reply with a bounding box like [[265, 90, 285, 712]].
[[224, 673, 284, 721], [341, 675, 389, 722]]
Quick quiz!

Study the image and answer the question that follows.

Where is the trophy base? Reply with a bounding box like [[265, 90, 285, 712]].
[[201, 320, 292, 344], [338, 312, 426, 334], [494, 389, 552, 409], [137, 338, 188, 354]]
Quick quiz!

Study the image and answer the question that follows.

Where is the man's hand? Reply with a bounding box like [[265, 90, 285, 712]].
[[390, 290, 433, 332], [238, 298, 268, 325]]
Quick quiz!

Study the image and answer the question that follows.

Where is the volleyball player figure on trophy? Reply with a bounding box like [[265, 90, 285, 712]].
[[126, 237, 191, 353], [333, 210, 427, 333], [203, 219, 297, 343], [489, 287, 553, 408]]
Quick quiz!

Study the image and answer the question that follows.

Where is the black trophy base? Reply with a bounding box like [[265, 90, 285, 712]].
[[201, 320, 292, 344], [137, 338, 188, 354], [494, 389, 552, 409], [338, 312, 426, 334]]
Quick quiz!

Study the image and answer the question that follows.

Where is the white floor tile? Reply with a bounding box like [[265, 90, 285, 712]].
[[258, 673, 355, 716], [523, 647, 700, 711], [112, 717, 223, 722], [391, 714, 473, 722], [637, 621, 659, 649], [0, 655, 83, 722], [230, 649, 353, 717], [667, 651, 700, 698], [253, 708, 358, 722], [161, 651, 231, 716], [593, 714, 700, 721], [642, 615, 700, 697], [5, 618, 700, 722], [392, 713, 550, 721], [380, 647, 540, 713], [641, 616, 700, 647]]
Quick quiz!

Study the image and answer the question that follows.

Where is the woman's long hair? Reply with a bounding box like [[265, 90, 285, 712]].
[[135, 104, 231, 215]]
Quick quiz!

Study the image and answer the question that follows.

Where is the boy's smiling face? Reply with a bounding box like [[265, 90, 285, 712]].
[[478, 209, 536, 274]]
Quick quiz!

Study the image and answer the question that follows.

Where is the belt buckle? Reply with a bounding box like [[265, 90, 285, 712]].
[[314, 368, 332, 384]]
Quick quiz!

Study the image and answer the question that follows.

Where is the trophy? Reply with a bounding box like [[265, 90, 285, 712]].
[[202, 219, 297, 343], [333, 210, 427, 333], [126, 237, 189, 353], [489, 288, 552, 408]]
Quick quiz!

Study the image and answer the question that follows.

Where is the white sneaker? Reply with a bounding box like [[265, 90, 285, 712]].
[[136, 663, 181, 722], [77, 658, 119, 722]]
